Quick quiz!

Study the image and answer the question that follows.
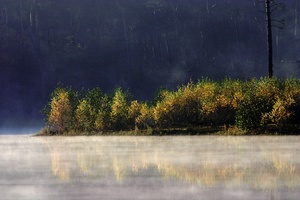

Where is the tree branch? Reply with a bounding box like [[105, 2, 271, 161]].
[[271, 19, 285, 25], [271, 25, 284, 29]]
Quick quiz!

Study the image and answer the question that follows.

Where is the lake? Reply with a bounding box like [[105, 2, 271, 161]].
[[0, 135, 300, 200]]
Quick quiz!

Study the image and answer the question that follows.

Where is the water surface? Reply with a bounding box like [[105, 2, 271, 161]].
[[0, 135, 300, 200]]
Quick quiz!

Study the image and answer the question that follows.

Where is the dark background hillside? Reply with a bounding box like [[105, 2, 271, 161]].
[[0, 0, 299, 129]]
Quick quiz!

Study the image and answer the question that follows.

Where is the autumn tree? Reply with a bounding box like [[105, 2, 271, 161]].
[[110, 88, 130, 130], [47, 87, 77, 133]]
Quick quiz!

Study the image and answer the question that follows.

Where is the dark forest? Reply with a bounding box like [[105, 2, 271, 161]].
[[0, 0, 299, 128]]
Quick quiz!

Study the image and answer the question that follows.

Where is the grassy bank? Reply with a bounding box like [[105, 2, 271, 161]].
[[39, 77, 300, 136]]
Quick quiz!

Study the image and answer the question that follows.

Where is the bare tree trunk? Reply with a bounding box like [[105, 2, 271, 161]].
[[295, 0, 298, 37], [295, 0, 300, 62], [265, 0, 273, 78], [30, 0, 37, 29], [206, 0, 211, 18], [0, 1, 8, 24], [19, 0, 25, 50], [30, 0, 40, 53]]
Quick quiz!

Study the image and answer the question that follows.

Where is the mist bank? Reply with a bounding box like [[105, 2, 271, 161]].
[[2, 135, 300, 199]]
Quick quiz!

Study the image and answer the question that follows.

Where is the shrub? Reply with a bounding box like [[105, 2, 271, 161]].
[[176, 82, 202, 126], [261, 97, 294, 128], [153, 79, 242, 128], [153, 82, 202, 128], [260, 78, 300, 128], [206, 78, 243, 126], [283, 78, 300, 124], [236, 97, 270, 130], [235, 78, 279, 130]]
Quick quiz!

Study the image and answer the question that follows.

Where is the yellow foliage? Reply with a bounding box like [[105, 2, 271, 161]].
[[128, 100, 141, 120], [233, 92, 244, 108], [94, 113, 105, 131], [48, 91, 72, 132], [128, 100, 154, 130], [111, 88, 127, 118], [136, 103, 154, 129], [261, 97, 294, 127], [195, 81, 217, 116], [255, 78, 279, 100], [110, 88, 129, 130], [153, 90, 175, 127]]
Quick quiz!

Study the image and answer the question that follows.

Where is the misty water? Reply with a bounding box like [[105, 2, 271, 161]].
[[1, 135, 300, 200]]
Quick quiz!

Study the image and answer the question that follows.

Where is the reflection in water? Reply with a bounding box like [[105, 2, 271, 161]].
[[38, 136, 300, 188], [51, 150, 70, 181], [1, 135, 300, 200]]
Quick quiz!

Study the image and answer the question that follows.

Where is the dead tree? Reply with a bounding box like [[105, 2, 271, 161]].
[[258, 0, 285, 78]]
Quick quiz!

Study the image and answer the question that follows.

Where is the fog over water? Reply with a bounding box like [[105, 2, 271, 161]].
[[1, 135, 300, 200]]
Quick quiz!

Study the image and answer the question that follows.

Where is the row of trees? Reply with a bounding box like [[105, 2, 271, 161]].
[[43, 78, 300, 135]]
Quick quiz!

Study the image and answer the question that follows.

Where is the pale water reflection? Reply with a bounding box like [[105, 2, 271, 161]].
[[0, 135, 300, 200]]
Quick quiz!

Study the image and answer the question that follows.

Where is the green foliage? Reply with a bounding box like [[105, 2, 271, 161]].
[[94, 95, 112, 131], [76, 99, 94, 131], [236, 78, 293, 130], [75, 88, 108, 131], [283, 78, 300, 124], [235, 97, 270, 130]]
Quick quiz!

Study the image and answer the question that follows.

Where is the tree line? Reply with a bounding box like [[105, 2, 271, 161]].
[[40, 78, 300, 135]]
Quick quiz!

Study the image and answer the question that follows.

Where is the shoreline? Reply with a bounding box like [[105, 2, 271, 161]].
[[34, 126, 300, 136]]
